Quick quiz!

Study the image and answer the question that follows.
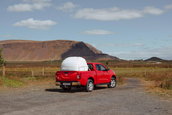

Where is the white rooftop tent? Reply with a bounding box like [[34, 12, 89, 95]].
[[61, 57, 88, 71]]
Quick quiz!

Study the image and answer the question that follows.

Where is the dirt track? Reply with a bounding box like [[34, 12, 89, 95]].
[[0, 78, 172, 115]]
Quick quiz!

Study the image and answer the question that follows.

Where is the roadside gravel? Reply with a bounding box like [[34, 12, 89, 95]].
[[0, 78, 171, 115]]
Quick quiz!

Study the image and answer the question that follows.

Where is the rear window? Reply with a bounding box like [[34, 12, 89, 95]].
[[87, 64, 94, 71]]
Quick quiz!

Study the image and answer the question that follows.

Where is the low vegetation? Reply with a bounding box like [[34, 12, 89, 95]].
[[114, 68, 172, 90], [0, 75, 54, 89], [0, 61, 172, 97], [0, 67, 57, 88], [114, 67, 172, 96], [0, 76, 24, 88]]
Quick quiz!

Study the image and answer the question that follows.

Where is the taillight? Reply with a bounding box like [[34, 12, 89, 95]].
[[56, 72, 60, 81]]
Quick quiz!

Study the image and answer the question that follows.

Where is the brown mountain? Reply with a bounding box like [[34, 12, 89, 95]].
[[0, 40, 119, 61]]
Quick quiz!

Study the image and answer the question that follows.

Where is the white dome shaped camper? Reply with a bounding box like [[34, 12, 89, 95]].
[[61, 57, 88, 71]]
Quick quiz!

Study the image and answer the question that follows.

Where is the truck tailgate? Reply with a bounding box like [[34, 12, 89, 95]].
[[56, 71, 78, 81]]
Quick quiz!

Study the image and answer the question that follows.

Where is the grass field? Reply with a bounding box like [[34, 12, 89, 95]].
[[0, 65, 172, 95], [0, 67, 58, 88], [114, 67, 172, 90]]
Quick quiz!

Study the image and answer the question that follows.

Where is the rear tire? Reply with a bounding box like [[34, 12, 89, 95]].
[[108, 77, 117, 88], [86, 79, 94, 92]]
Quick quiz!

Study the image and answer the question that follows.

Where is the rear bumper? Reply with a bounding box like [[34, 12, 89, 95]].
[[56, 81, 81, 86]]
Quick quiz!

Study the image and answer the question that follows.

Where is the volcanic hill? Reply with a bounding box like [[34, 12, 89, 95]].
[[0, 40, 119, 61]]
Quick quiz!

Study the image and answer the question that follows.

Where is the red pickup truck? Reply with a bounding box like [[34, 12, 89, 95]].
[[55, 57, 117, 92]]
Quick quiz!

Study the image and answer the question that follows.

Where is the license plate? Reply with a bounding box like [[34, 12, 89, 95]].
[[63, 83, 71, 85]]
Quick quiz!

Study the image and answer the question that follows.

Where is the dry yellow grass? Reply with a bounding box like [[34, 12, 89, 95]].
[[142, 80, 172, 97], [0, 66, 172, 93], [114, 67, 172, 89], [113, 67, 172, 97]]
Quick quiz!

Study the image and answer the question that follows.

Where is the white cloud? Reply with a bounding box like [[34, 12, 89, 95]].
[[57, 2, 77, 12], [143, 6, 164, 15], [83, 29, 114, 35], [13, 18, 57, 29], [74, 8, 143, 21], [7, 0, 51, 12], [74, 6, 165, 21], [164, 4, 172, 9]]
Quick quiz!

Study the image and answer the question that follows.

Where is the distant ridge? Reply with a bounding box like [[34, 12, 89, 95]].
[[145, 57, 165, 61], [0, 40, 119, 61]]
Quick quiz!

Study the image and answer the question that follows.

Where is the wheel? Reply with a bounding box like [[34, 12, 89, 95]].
[[61, 85, 71, 91], [108, 77, 117, 88], [86, 79, 94, 92]]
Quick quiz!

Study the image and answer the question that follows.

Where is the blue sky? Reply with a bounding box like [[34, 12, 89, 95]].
[[0, 0, 172, 60]]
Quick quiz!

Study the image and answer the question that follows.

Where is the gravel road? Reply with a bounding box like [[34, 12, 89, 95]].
[[0, 78, 172, 115]]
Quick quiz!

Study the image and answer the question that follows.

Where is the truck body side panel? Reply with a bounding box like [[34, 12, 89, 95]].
[[56, 63, 116, 86]]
